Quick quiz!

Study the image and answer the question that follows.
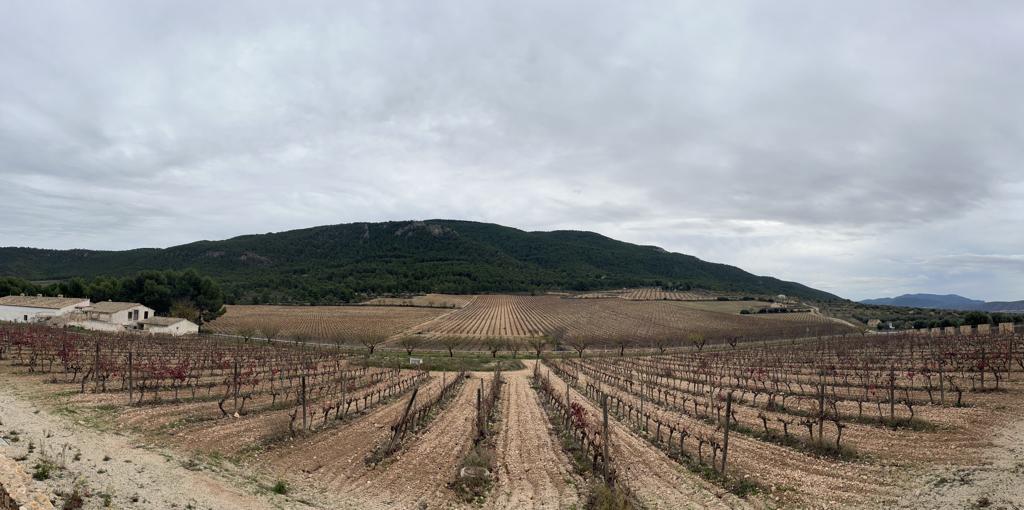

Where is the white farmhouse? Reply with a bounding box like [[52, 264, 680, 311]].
[[0, 295, 91, 323], [138, 317, 200, 336], [83, 301, 155, 326]]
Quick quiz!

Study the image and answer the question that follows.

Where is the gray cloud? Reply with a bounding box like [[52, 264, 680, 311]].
[[1, 1, 1023, 300]]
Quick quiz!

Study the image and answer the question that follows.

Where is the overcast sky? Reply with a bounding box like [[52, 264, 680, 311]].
[[2, 1, 1023, 301]]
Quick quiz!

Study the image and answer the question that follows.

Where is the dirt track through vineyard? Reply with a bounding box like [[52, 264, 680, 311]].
[[540, 366, 746, 510], [486, 366, 583, 509]]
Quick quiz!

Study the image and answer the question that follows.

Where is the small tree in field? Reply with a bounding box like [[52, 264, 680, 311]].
[[566, 334, 591, 358], [549, 326, 567, 351], [236, 324, 257, 343], [689, 333, 706, 352], [613, 335, 630, 356], [651, 335, 670, 355], [528, 336, 548, 358], [292, 332, 311, 345], [485, 337, 504, 358], [441, 336, 461, 357], [507, 339, 522, 358], [399, 336, 420, 355], [258, 321, 282, 344], [359, 333, 387, 355]]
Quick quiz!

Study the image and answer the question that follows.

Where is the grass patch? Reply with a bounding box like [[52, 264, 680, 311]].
[[271, 480, 289, 495], [451, 446, 494, 503], [33, 460, 56, 480], [54, 403, 121, 432], [357, 352, 524, 372], [587, 481, 639, 510], [61, 487, 85, 510]]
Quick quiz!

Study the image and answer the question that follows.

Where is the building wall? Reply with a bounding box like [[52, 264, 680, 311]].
[[145, 321, 199, 336], [104, 306, 155, 326], [0, 302, 89, 323], [71, 320, 126, 333]]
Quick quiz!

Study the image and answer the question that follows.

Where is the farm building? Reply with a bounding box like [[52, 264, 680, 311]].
[[83, 301, 154, 325], [0, 295, 91, 323], [68, 301, 157, 333], [138, 317, 199, 336]]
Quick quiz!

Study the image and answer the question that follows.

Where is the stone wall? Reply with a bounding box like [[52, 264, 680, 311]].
[[0, 455, 53, 510]]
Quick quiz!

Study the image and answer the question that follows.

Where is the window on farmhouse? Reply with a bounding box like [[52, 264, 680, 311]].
[[144, 311, 149, 319]]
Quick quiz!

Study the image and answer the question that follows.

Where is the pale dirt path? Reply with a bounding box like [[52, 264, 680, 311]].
[[539, 365, 749, 510], [889, 405, 1024, 510], [343, 376, 478, 509], [485, 368, 584, 510], [0, 375, 309, 510]]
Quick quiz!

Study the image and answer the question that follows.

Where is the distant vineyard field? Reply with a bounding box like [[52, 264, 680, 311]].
[[572, 287, 712, 301], [416, 295, 838, 341], [205, 305, 449, 342], [206, 294, 848, 349], [361, 294, 475, 308]]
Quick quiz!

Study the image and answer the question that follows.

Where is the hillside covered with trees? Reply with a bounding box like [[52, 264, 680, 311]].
[[0, 220, 839, 304]]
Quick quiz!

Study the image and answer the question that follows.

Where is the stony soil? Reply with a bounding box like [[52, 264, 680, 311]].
[[0, 372, 310, 510]]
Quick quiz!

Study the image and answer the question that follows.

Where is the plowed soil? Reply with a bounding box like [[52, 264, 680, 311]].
[[539, 365, 748, 510], [485, 368, 584, 509]]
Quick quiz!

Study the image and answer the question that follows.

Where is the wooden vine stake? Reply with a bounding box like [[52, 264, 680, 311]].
[[127, 347, 134, 404], [387, 387, 418, 455], [602, 394, 610, 482], [301, 374, 308, 431], [721, 391, 732, 474]]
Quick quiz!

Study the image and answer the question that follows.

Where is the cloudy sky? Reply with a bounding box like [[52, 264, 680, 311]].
[[2, 1, 1023, 301]]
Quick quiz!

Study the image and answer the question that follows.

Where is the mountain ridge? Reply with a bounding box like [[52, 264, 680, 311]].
[[861, 293, 1024, 312], [0, 219, 841, 304]]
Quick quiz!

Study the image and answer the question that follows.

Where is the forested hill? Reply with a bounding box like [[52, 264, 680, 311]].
[[0, 220, 840, 304]]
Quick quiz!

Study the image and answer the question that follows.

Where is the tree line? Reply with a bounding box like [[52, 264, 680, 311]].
[[0, 269, 225, 323]]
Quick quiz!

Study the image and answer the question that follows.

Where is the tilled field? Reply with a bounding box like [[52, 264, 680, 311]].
[[206, 293, 847, 348], [1, 325, 1022, 509]]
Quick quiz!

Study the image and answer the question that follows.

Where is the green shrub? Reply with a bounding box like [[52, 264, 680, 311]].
[[271, 480, 289, 495]]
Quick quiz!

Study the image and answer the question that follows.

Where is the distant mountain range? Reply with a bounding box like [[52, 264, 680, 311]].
[[861, 293, 1024, 312], [0, 219, 841, 304]]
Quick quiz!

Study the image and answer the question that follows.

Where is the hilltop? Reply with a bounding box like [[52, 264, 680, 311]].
[[0, 220, 840, 304]]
